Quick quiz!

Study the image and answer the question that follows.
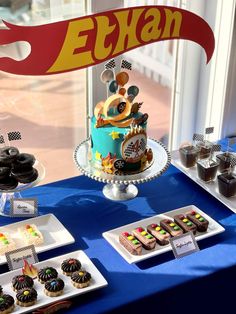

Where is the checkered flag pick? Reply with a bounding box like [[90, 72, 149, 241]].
[[230, 157, 236, 167], [121, 59, 132, 71], [0, 135, 5, 144], [8, 131, 22, 141], [193, 133, 204, 142], [205, 127, 214, 134], [105, 59, 116, 70], [211, 144, 221, 152]]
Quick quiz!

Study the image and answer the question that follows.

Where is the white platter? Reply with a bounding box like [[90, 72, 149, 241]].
[[0, 250, 108, 314], [171, 150, 236, 213], [0, 214, 75, 265], [102, 205, 225, 264]]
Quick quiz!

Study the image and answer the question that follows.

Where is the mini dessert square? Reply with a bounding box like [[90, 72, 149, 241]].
[[197, 159, 219, 182], [132, 227, 156, 250], [173, 214, 197, 234], [160, 219, 183, 237], [146, 224, 171, 245], [179, 145, 199, 168], [119, 232, 142, 255], [186, 210, 209, 232], [18, 224, 43, 246], [218, 173, 236, 197], [71, 270, 92, 288], [0, 232, 16, 255], [44, 278, 65, 297], [16, 288, 37, 307], [0, 294, 15, 313]]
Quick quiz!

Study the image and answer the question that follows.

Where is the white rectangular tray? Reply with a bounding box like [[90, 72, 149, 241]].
[[0, 214, 75, 265], [0, 250, 108, 314], [103, 205, 225, 264], [171, 150, 236, 213]]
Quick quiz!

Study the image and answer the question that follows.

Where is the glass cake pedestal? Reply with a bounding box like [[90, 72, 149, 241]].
[[74, 138, 171, 201], [0, 161, 45, 217]]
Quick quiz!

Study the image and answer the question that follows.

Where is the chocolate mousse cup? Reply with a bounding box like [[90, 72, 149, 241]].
[[216, 152, 235, 173], [197, 159, 219, 182], [196, 141, 213, 159], [218, 173, 236, 197], [179, 146, 199, 168]]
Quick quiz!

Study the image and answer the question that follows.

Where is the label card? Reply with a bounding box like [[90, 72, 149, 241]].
[[10, 198, 38, 217], [169, 232, 200, 259], [5, 245, 38, 271]]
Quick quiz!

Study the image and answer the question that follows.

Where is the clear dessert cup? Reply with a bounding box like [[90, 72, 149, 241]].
[[179, 145, 200, 168], [196, 141, 213, 159], [217, 172, 236, 197], [197, 158, 219, 182], [216, 152, 235, 173]]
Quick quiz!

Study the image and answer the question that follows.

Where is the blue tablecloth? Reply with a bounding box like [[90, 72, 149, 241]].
[[1, 165, 236, 313]]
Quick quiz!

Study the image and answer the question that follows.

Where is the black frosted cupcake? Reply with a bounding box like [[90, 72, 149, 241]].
[[61, 258, 81, 276], [44, 278, 65, 297], [38, 267, 58, 284], [12, 275, 34, 292], [16, 288, 37, 307], [71, 270, 92, 288], [0, 294, 15, 313]]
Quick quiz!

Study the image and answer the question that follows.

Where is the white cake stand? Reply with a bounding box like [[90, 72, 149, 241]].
[[74, 138, 171, 201], [0, 161, 45, 216]]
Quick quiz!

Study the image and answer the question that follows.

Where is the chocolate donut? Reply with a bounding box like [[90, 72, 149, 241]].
[[16, 288, 37, 307], [0, 167, 10, 180], [44, 278, 65, 297], [11, 168, 38, 184], [12, 153, 35, 170], [0, 147, 19, 165], [0, 294, 14, 313], [38, 267, 58, 284], [12, 275, 34, 292], [61, 258, 81, 276], [0, 177, 18, 191], [71, 270, 91, 288]]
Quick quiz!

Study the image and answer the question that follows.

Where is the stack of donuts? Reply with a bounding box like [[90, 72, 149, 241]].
[[0, 146, 38, 190]]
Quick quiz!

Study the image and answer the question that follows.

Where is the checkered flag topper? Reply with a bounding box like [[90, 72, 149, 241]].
[[211, 144, 221, 152], [0, 135, 5, 144], [193, 133, 204, 142], [230, 157, 236, 167], [121, 59, 132, 71], [8, 131, 22, 141], [105, 59, 116, 70], [205, 127, 214, 134]]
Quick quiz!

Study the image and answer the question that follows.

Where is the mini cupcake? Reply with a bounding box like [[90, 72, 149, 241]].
[[0, 294, 15, 314], [61, 258, 81, 276], [37, 267, 58, 284], [12, 275, 34, 292], [16, 288, 37, 307], [44, 278, 65, 297], [71, 270, 92, 288]]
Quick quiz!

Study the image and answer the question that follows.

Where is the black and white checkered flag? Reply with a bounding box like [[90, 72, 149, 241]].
[[205, 127, 214, 134], [121, 59, 132, 71], [211, 144, 221, 152], [8, 131, 22, 141], [230, 157, 236, 167], [193, 133, 204, 142], [0, 135, 5, 144], [105, 59, 116, 70]]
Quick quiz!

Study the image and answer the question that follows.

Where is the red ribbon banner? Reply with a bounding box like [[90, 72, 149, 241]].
[[0, 6, 215, 75]]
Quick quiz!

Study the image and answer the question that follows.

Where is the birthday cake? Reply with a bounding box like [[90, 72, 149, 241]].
[[90, 59, 153, 175]]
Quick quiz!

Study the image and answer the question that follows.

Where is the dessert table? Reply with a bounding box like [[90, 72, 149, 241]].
[[0, 164, 235, 313]]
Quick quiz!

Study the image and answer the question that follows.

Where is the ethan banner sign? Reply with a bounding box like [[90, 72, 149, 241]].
[[0, 6, 215, 76]]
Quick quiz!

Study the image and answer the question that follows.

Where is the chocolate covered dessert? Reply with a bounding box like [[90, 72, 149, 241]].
[[174, 214, 197, 234], [179, 145, 199, 168], [119, 232, 142, 255], [12, 275, 34, 292], [16, 288, 37, 307], [197, 159, 219, 182], [0, 294, 14, 313], [37, 267, 58, 284], [61, 258, 81, 276], [196, 141, 212, 159], [132, 227, 156, 250], [146, 224, 171, 245], [218, 173, 236, 197], [71, 270, 92, 288], [160, 219, 183, 237], [44, 278, 65, 297], [186, 210, 209, 232]]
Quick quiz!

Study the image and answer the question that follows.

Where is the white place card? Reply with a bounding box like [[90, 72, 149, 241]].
[[5, 245, 38, 271], [10, 198, 38, 217], [169, 232, 200, 259]]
